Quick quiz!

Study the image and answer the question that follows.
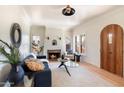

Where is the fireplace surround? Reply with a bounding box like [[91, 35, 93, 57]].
[[47, 50, 61, 61]]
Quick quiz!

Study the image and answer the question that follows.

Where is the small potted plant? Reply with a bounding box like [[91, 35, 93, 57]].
[[0, 39, 24, 86]]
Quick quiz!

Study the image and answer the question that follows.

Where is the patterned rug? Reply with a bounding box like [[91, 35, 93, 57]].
[[49, 62, 114, 87]]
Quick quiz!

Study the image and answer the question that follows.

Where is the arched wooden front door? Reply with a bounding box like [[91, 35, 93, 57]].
[[100, 24, 123, 77]]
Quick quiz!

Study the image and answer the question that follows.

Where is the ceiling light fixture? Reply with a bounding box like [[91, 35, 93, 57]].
[[62, 5, 75, 16]]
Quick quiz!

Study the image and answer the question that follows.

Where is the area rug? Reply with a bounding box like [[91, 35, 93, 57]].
[[49, 62, 114, 87]]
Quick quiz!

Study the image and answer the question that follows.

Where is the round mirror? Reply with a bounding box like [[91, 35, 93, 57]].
[[10, 23, 22, 48]]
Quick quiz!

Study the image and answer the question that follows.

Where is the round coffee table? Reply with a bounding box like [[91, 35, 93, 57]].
[[65, 61, 79, 67]]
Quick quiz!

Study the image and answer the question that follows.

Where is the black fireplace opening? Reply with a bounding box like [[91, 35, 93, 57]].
[[47, 50, 61, 61]]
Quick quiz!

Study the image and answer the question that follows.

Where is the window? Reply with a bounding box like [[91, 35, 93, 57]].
[[80, 34, 86, 54], [108, 33, 113, 44], [74, 34, 86, 55]]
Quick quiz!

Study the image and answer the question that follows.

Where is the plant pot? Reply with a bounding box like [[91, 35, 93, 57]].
[[8, 64, 24, 86]]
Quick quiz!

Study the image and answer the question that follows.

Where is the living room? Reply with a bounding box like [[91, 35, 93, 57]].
[[1, 4, 124, 88]]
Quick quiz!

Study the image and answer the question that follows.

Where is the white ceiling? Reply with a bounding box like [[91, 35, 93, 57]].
[[23, 5, 116, 30]]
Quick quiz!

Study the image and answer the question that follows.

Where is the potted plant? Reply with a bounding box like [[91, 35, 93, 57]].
[[0, 39, 24, 86]]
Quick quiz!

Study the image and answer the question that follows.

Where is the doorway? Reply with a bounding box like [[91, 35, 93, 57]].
[[100, 24, 123, 77]]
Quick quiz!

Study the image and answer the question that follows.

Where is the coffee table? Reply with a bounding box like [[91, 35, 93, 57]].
[[65, 61, 79, 67], [58, 59, 71, 76]]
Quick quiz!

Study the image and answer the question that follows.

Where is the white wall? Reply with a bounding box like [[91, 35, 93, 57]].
[[0, 6, 31, 59], [30, 25, 72, 57], [44, 27, 67, 56], [73, 6, 124, 69]]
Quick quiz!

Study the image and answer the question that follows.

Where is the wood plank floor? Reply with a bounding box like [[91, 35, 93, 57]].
[[79, 62, 124, 87]]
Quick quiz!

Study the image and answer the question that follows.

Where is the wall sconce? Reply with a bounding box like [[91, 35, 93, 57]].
[[46, 37, 49, 40], [59, 37, 61, 40]]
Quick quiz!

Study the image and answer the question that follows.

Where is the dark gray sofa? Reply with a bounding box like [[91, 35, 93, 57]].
[[22, 54, 52, 87]]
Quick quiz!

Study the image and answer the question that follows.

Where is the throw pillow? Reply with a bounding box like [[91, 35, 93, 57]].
[[25, 58, 44, 71]]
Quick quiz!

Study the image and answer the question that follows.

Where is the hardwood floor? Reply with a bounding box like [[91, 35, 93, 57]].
[[79, 62, 124, 86]]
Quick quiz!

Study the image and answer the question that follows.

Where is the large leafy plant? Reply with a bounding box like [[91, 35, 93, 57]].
[[0, 39, 20, 64]]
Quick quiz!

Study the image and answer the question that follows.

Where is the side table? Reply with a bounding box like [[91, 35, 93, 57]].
[[74, 54, 81, 62]]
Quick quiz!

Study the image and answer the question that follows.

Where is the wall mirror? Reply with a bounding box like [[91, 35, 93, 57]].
[[10, 23, 22, 48]]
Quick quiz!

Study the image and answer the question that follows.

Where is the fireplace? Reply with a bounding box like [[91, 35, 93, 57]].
[[47, 50, 61, 61]]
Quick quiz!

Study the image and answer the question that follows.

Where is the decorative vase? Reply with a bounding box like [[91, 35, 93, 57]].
[[8, 64, 24, 86]]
